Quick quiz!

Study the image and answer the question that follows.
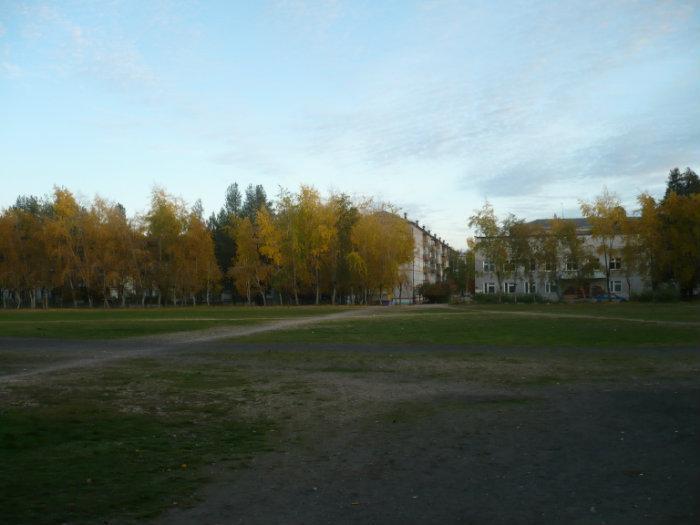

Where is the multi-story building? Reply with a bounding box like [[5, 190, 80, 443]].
[[391, 216, 454, 304], [474, 218, 646, 300]]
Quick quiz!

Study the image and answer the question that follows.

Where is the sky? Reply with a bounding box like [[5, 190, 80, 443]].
[[1, 0, 698, 247]]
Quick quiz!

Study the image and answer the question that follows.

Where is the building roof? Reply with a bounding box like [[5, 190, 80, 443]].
[[406, 219, 454, 252], [526, 217, 591, 229], [475, 216, 639, 240]]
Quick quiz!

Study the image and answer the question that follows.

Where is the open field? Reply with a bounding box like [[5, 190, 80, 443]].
[[0, 306, 350, 339], [237, 303, 700, 348], [469, 301, 700, 323], [1, 302, 698, 344], [1, 304, 699, 524]]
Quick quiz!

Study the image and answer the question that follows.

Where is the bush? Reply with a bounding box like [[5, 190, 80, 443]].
[[418, 282, 453, 303], [632, 283, 681, 302], [472, 293, 550, 304], [472, 293, 504, 304]]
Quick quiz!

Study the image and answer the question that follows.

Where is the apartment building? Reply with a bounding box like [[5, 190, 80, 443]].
[[474, 218, 646, 300], [392, 216, 454, 304]]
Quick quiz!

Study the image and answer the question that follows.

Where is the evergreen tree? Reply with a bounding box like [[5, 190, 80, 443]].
[[664, 167, 700, 199]]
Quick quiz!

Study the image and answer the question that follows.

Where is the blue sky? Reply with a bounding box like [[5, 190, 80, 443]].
[[1, 0, 698, 247]]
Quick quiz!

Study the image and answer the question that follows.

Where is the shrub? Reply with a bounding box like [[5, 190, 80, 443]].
[[473, 292, 551, 304], [632, 283, 681, 302], [417, 282, 452, 303]]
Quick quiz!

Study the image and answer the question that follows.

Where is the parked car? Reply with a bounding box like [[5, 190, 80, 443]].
[[592, 293, 627, 303]]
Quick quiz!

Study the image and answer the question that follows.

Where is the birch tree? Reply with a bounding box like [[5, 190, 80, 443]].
[[580, 188, 627, 296], [229, 217, 269, 305]]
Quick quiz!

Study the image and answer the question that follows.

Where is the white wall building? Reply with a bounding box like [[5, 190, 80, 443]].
[[474, 218, 647, 300], [391, 217, 454, 304]]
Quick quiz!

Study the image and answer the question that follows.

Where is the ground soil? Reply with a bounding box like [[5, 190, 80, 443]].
[[147, 343, 700, 525]]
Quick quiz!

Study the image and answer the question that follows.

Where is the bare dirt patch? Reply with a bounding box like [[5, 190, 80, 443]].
[[150, 349, 700, 525]]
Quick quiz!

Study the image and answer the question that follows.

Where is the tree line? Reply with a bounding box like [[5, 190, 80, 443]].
[[0, 184, 415, 308], [469, 168, 700, 299]]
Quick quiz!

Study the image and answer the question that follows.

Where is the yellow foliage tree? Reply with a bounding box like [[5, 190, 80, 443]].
[[349, 208, 414, 303], [580, 188, 628, 296], [229, 217, 269, 305]]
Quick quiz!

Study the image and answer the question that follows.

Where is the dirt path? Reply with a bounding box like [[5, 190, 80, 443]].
[[0, 307, 376, 384]]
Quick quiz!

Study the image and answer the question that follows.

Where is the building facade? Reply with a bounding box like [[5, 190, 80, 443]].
[[474, 218, 646, 300], [391, 217, 454, 304]]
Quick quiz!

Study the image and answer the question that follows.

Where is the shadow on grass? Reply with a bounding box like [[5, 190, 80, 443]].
[[0, 403, 272, 524]]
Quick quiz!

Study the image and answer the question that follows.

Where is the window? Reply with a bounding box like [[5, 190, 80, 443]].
[[528, 259, 537, 272], [503, 260, 516, 272], [484, 282, 496, 294], [544, 260, 555, 272], [483, 260, 495, 272], [525, 282, 537, 294], [503, 282, 517, 294], [545, 282, 558, 294], [609, 257, 621, 270], [610, 280, 622, 292], [565, 259, 578, 271]]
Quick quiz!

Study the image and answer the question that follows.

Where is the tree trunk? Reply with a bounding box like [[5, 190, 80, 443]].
[[603, 245, 611, 298], [315, 266, 320, 305], [331, 286, 337, 306], [103, 276, 110, 308], [69, 277, 77, 308], [292, 263, 299, 305]]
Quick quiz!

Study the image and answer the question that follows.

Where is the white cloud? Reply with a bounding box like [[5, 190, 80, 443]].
[[10, 2, 158, 90], [1, 61, 22, 78]]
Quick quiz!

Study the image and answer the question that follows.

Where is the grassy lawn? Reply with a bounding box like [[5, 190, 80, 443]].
[[0, 360, 275, 524], [467, 301, 700, 322], [0, 306, 349, 339], [382, 302, 700, 322], [1, 303, 699, 522], [2, 341, 698, 523], [238, 308, 700, 348]]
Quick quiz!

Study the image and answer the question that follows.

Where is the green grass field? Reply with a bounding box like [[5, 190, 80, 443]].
[[1, 302, 699, 523], [1, 303, 698, 345], [3, 343, 698, 523], [237, 304, 700, 348], [1, 360, 274, 523], [0, 306, 348, 339], [469, 301, 700, 322]]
